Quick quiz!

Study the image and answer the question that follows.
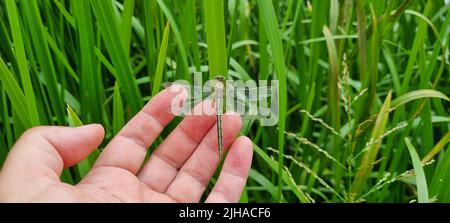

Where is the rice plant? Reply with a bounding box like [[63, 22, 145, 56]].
[[0, 0, 449, 203]]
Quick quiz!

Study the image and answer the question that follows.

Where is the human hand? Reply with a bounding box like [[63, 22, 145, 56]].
[[0, 86, 253, 203]]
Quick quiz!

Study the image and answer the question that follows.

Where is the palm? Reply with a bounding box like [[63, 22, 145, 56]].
[[0, 87, 252, 203], [32, 167, 180, 202]]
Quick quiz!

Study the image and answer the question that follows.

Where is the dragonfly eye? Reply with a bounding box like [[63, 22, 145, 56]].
[[215, 75, 225, 82]]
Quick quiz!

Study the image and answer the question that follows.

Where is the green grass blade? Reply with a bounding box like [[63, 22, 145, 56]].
[[323, 26, 340, 133], [91, 0, 142, 114], [430, 145, 450, 202], [67, 104, 84, 127], [355, 0, 368, 85], [152, 22, 170, 96], [20, 0, 65, 124], [391, 89, 450, 109], [185, 0, 201, 71], [399, 1, 432, 95], [422, 132, 450, 164], [351, 91, 392, 200], [1, 88, 14, 149], [0, 58, 32, 128], [119, 0, 135, 56], [44, 31, 78, 83], [5, 0, 40, 126], [329, 0, 339, 33], [51, 0, 76, 27], [366, 5, 381, 116], [248, 169, 278, 199], [144, 0, 156, 81], [156, 0, 190, 81], [404, 138, 429, 203], [253, 144, 311, 203], [67, 104, 100, 180], [204, 0, 228, 78], [73, 0, 104, 123], [383, 48, 401, 93], [0, 17, 20, 76], [113, 83, 124, 135], [258, 12, 269, 80], [257, 0, 288, 202]]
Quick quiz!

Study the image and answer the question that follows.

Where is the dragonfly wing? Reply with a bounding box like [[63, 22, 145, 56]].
[[164, 83, 218, 116], [232, 86, 272, 102], [231, 97, 273, 118], [163, 83, 215, 100]]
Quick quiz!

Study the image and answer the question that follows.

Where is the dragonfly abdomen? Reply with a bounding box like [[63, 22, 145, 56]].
[[216, 88, 224, 158]]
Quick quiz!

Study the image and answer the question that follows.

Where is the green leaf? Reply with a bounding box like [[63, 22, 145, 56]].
[[113, 83, 124, 135], [355, 0, 368, 86], [152, 22, 170, 96], [91, 0, 142, 114], [257, 0, 288, 202], [351, 91, 392, 199], [156, 0, 190, 81], [20, 0, 65, 124], [1, 88, 14, 149], [73, 0, 104, 123], [400, 1, 432, 95], [67, 104, 83, 127], [67, 105, 100, 180], [0, 58, 32, 128], [249, 169, 278, 199], [422, 132, 450, 164], [391, 89, 450, 109], [144, 0, 156, 79], [5, 0, 40, 126], [253, 144, 311, 203], [405, 138, 430, 203], [430, 144, 450, 202], [119, 0, 135, 56], [204, 0, 228, 78], [44, 31, 79, 83], [323, 26, 341, 132], [51, 0, 76, 27]]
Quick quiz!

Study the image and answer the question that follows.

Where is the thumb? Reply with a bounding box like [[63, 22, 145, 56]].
[[2, 124, 104, 178], [41, 124, 105, 168], [0, 124, 104, 202]]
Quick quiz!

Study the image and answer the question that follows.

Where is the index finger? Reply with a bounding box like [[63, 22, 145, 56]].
[[93, 85, 187, 174]]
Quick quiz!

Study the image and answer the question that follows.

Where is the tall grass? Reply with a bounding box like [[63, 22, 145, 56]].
[[0, 0, 449, 203]]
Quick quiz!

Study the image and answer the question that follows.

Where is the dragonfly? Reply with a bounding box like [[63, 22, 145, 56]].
[[164, 75, 273, 158]]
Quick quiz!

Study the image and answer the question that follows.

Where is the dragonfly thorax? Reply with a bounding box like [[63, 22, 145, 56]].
[[213, 75, 226, 90]]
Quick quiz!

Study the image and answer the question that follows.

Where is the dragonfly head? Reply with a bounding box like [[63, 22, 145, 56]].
[[214, 75, 226, 88], [214, 75, 226, 82]]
